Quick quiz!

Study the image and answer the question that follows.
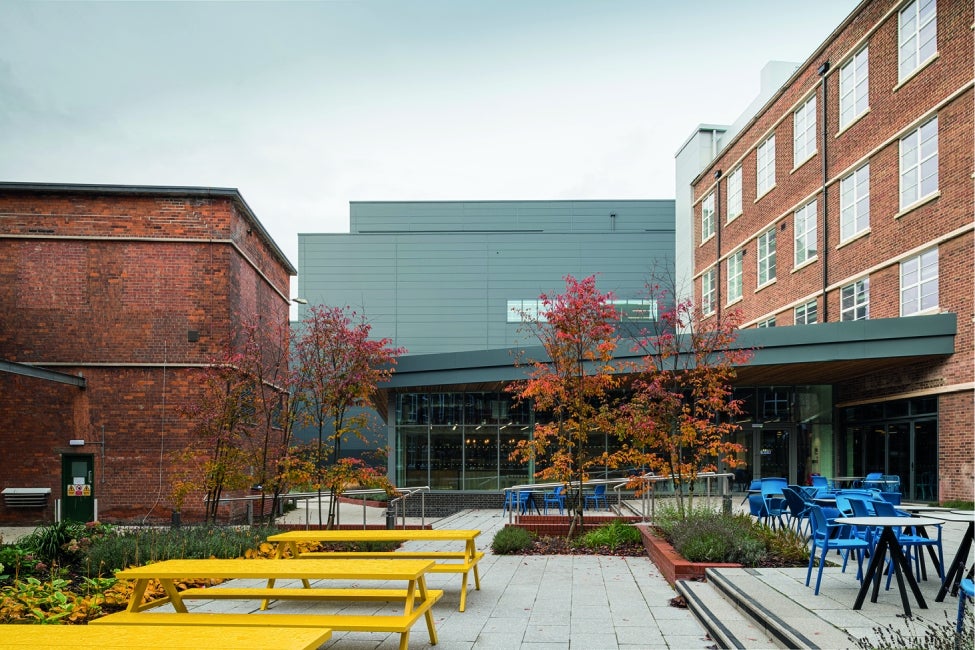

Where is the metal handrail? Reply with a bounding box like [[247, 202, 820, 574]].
[[388, 486, 430, 529], [619, 471, 736, 522], [502, 479, 630, 522]]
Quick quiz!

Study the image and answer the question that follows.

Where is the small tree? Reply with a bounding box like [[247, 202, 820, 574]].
[[508, 275, 620, 537], [292, 305, 404, 528], [616, 283, 750, 519]]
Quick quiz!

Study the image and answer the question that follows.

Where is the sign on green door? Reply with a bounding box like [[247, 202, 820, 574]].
[[61, 454, 94, 522]]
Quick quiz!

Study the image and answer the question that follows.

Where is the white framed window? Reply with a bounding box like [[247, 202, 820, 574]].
[[701, 192, 715, 242], [899, 0, 937, 82], [727, 250, 743, 303], [757, 228, 776, 286], [794, 200, 818, 267], [840, 164, 870, 241], [900, 116, 938, 209], [839, 47, 869, 129], [756, 135, 776, 197], [900, 248, 939, 315], [794, 300, 818, 325], [701, 268, 716, 316], [840, 278, 869, 321], [727, 167, 742, 220], [757, 317, 776, 328], [793, 96, 817, 166]]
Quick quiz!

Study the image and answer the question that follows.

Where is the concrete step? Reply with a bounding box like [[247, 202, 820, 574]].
[[705, 568, 856, 650], [676, 579, 779, 649]]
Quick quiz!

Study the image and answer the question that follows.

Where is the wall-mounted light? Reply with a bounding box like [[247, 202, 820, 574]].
[[291, 298, 308, 305], [69, 439, 85, 446]]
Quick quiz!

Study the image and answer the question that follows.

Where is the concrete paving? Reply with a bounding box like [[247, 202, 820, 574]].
[[1, 498, 972, 649]]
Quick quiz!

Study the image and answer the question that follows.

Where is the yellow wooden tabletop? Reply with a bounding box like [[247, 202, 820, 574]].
[[266, 529, 480, 543], [0, 624, 332, 650], [115, 557, 434, 581]]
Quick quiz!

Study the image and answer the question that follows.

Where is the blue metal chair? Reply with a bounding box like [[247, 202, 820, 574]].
[[873, 500, 945, 584], [761, 477, 788, 529], [503, 490, 530, 514], [805, 504, 870, 595], [584, 484, 608, 511], [811, 474, 833, 492], [957, 578, 974, 636], [543, 485, 565, 515], [859, 472, 884, 490], [781, 486, 812, 536]]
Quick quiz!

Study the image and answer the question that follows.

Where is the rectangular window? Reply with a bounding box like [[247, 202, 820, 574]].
[[795, 300, 818, 325], [701, 192, 715, 242], [757, 318, 776, 328], [756, 135, 776, 197], [899, 0, 937, 82], [613, 299, 658, 322], [727, 167, 742, 220], [840, 164, 870, 241], [701, 268, 716, 315], [901, 248, 939, 315], [727, 250, 743, 303], [794, 200, 818, 266], [840, 278, 869, 321], [757, 229, 776, 286], [839, 47, 869, 129], [900, 116, 938, 209], [793, 96, 817, 166]]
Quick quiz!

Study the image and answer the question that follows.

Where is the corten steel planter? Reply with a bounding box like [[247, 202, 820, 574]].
[[637, 524, 741, 586], [511, 514, 641, 537]]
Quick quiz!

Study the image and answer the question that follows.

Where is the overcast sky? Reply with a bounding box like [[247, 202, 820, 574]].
[[1, 0, 856, 282]]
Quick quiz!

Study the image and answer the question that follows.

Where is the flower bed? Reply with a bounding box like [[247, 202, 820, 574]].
[[637, 524, 740, 586]]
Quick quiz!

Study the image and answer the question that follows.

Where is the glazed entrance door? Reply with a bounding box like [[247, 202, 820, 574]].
[[758, 425, 793, 481], [61, 454, 94, 522]]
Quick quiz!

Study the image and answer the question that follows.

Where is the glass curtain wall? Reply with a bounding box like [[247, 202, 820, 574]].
[[839, 396, 938, 500], [395, 391, 533, 490]]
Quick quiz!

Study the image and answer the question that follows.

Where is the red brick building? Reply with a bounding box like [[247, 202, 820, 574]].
[[0, 183, 296, 524], [688, 0, 973, 500]]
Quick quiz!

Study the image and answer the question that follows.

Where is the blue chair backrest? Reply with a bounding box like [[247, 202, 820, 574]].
[[592, 484, 606, 496], [872, 501, 903, 518], [761, 477, 787, 496], [808, 505, 828, 537], [848, 497, 872, 517], [748, 493, 767, 517], [811, 475, 829, 488], [781, 486, 808, 515], [748, 479, 762, 491]]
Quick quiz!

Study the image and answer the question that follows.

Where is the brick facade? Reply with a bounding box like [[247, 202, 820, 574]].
[[690, 1, 973, 500], [0, 184, 295, 524]]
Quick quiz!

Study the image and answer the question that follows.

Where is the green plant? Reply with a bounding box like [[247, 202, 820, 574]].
[[577, 519, 641, 552], [854, 609, 973, 650], [22, 521, 89, 566], [491, 526, 535, 554], [941, 500, 974, 510]]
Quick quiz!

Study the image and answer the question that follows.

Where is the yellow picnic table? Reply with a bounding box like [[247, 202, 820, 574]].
[[0, 623, 331, 649], [91, 557, 439, 650], [266, 528, 483, 611]]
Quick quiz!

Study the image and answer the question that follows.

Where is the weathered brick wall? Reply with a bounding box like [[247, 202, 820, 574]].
[[0, 188, 293, 524]]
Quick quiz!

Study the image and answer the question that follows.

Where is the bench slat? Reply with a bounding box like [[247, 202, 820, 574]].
[[180, 586, 442, 602]]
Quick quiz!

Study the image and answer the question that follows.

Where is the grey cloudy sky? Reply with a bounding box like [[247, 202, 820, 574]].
[[1, 0, 856, 277]]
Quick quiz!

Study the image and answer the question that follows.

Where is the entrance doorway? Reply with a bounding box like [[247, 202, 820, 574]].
[[740, 424, 801, 485], [61, 454, 94, 522]]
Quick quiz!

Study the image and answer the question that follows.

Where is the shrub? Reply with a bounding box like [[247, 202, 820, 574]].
[[578, 519, 642, 552], [491, 526, 534, 554], [655, 506, 805, 567], [854, 609, 973, 650]]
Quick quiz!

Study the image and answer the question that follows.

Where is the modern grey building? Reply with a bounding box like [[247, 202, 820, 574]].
[[297, 200, 675, 492]]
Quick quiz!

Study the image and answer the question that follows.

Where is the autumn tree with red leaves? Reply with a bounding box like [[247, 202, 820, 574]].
[[614, 283, 750, 519], [508, 275, 620, 537], [292, 305, 404, 528]]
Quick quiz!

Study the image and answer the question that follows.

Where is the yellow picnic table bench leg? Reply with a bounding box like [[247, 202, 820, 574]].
[[126, 579, 151, 613], [416, 575, 439, 648], [468, 540, 482, 589], [158, 579, 188, 613]]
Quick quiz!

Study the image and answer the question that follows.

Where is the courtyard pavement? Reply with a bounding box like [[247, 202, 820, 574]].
[[1, 498, 971, 649]]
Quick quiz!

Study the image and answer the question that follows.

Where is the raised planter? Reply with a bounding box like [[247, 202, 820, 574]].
[[637, 524, 740, 586], [511, 514, 641, 537]]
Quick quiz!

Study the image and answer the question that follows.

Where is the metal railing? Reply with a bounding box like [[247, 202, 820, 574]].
[[618, 471, 735, 522], [387, 486, 431, 529], [501, 479, 630, 522]]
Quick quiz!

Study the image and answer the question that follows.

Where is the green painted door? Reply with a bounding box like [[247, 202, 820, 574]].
[[61, 454, 94, 522]]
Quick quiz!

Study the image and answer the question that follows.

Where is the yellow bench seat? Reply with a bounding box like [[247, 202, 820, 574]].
[[179, 586, 443, 602], [94, 610, 429, 634]]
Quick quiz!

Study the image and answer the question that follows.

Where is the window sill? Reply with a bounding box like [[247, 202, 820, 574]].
[[727, 212, 742, 224], [754, 186, 776, 203], [896, 191, 941, 219], [901, 306, 942, 318], [837, 229, 871, 250], [792, 257, 818, 273], [894, 52, 939, 92], [725, 296, 743, 308], [699, 234, 715, 246], [790, 153, 817, 175], [754, 279, 777, 293], [836, 108, 870, 138]]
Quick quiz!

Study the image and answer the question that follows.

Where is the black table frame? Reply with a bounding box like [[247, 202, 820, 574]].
[[935, 520, 974, 602], [852, 523, 927, 616]]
